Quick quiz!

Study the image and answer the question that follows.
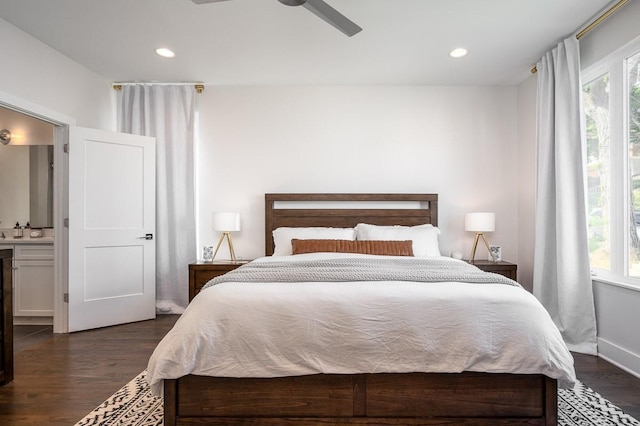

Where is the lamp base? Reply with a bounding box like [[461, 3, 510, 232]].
[[469, 232, 496, 263], [212, 232, 237, 261]]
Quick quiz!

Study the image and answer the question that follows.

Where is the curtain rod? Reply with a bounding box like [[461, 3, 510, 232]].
[[530, 0, 629, 74], [113, 83, 205, 93]]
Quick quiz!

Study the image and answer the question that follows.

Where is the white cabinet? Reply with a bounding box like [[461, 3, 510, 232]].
[[0, 243, 54, 324]]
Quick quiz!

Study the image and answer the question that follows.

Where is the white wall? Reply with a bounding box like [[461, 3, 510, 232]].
[[516, 75, 537, 292], [0, 18, 117, 333], [0, 17, 113, 130], [581, 0, 640, 70], [578, 0, 640, 377], [196, 86, 519, 262]]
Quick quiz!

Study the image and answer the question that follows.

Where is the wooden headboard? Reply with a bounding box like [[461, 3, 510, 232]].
[[265, 193, 438, 256]]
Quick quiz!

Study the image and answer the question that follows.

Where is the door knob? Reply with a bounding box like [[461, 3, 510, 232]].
[[138, 233, 153, 240]]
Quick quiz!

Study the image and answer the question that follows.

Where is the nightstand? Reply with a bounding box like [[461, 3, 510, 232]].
[[469, 260, 517, 282], [189, 260, 250, 301]]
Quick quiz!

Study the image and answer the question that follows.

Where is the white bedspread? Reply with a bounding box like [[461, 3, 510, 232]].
[[147, 253, 576, 396]]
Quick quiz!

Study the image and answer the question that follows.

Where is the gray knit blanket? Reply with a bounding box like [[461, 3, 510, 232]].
[[202, 257, 520, 290]]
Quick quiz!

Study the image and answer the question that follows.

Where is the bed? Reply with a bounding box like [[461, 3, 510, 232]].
[[151, 193, 575, 425]]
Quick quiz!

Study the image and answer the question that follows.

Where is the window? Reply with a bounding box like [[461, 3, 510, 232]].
[[584, 72, 611, 271], [584, 37, 640, 285]]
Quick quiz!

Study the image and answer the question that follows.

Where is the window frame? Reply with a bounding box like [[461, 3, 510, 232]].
[[583, 34, 640, 289]]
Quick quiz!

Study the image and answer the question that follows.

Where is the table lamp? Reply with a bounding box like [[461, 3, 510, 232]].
[[465, 212, 496, 263], [212, 212, 240, 261]]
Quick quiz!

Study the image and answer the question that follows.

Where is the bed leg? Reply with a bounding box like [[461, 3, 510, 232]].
[[164, 379, 177, 426], [545, 377, 558, 426]]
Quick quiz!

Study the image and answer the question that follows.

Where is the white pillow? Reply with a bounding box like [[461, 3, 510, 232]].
[[354, 223, 441, 257], [272, 227, 356, 256]]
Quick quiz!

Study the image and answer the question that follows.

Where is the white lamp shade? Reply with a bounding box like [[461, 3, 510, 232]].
[[212, 212, 240, 232], [465, 212, 495, 232]]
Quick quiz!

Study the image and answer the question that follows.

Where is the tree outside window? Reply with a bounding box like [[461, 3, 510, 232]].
[[584, 73, 610, 271]]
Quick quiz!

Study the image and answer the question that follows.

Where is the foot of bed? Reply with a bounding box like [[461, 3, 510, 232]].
[[164, 373, 558, 426], [171, 418, 549, 425]]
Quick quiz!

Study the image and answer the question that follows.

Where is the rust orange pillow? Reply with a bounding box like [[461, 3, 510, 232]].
[[291, 239, 414, 256]]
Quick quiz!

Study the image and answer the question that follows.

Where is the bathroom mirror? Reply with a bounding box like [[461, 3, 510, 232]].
[[0, 145, 53, 228], [0, 104, 55, 229]]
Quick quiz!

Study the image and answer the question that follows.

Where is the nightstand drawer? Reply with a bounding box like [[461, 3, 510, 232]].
[[469, 260, 517, 282], [189, 261, 250, 301], [491, 269, 517, 280]]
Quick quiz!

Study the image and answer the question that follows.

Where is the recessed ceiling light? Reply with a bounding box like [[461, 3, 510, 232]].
[[155, 48, 175, 58], [449, 48, 468, 58]]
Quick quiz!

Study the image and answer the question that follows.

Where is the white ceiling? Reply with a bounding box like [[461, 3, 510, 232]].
[[0, 0, 615, 86]]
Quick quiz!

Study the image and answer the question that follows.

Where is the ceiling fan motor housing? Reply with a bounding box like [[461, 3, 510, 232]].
[[278, 0, 306, 6]]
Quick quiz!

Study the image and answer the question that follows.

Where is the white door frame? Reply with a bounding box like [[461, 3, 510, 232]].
[[0, 90, 76, 333]]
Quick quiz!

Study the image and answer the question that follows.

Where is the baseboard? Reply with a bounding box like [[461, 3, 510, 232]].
[[597, 337, 640, 379], [13, 316, 53, 326]]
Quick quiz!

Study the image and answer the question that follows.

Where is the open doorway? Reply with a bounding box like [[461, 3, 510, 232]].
[[1, 92, 157, 335], [0, 94, 73, 334], [0, 105, 55, 328]]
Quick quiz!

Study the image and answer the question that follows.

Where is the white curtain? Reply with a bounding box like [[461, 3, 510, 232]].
[[533, 37, 597, 355], [119, 84, 196, 314]]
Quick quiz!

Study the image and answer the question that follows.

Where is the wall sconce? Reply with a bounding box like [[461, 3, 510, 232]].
[[465, 212, 496, 263], [0, 129, 11, 145], [212, 212, 241, 261]]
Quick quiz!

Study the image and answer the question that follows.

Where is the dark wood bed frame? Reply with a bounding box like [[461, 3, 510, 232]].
[[164, 193, 558, 425]]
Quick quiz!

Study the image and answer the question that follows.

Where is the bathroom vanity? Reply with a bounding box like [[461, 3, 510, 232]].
[[0, 235, 54, 325]]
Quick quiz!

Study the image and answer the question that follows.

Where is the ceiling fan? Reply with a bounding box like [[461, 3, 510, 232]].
[[191, 0, 362, 37]]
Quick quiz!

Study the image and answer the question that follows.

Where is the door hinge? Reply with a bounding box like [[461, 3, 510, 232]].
[[63, 143, 69, 153], [64, 293, 69, 303], [64, 218, 69, 228]]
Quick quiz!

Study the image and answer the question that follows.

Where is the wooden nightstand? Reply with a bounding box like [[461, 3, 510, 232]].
[[469, 260, 518, 282], [189, 260, 250, 301]]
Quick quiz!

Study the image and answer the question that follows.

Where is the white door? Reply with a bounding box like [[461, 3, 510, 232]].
[[68, 127, 156, 332]]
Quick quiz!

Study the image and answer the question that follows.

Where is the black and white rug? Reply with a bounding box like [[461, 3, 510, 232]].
[[559, 381, 640, 425], [75, 371, 162, 426], [75, 371, 639, 426]]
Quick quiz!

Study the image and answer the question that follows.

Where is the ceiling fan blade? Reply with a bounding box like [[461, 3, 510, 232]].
[[302, 0, 362, 37], [191, 0, 231, 4]]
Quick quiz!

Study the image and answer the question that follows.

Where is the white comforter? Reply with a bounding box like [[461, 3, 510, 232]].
[[147, 253, 576, 396]]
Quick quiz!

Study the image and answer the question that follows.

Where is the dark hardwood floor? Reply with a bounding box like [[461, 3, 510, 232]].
[[0, 315, 639, 424], [13, 324, 54, 354], [0, 315, 180, 425], [572, 352, 640, 420]]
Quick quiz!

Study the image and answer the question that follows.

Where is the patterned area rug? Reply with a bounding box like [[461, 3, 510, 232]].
[[75, 371, 162, 426], [559, 381, 640, 425], [75, 371, 639, 426]]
